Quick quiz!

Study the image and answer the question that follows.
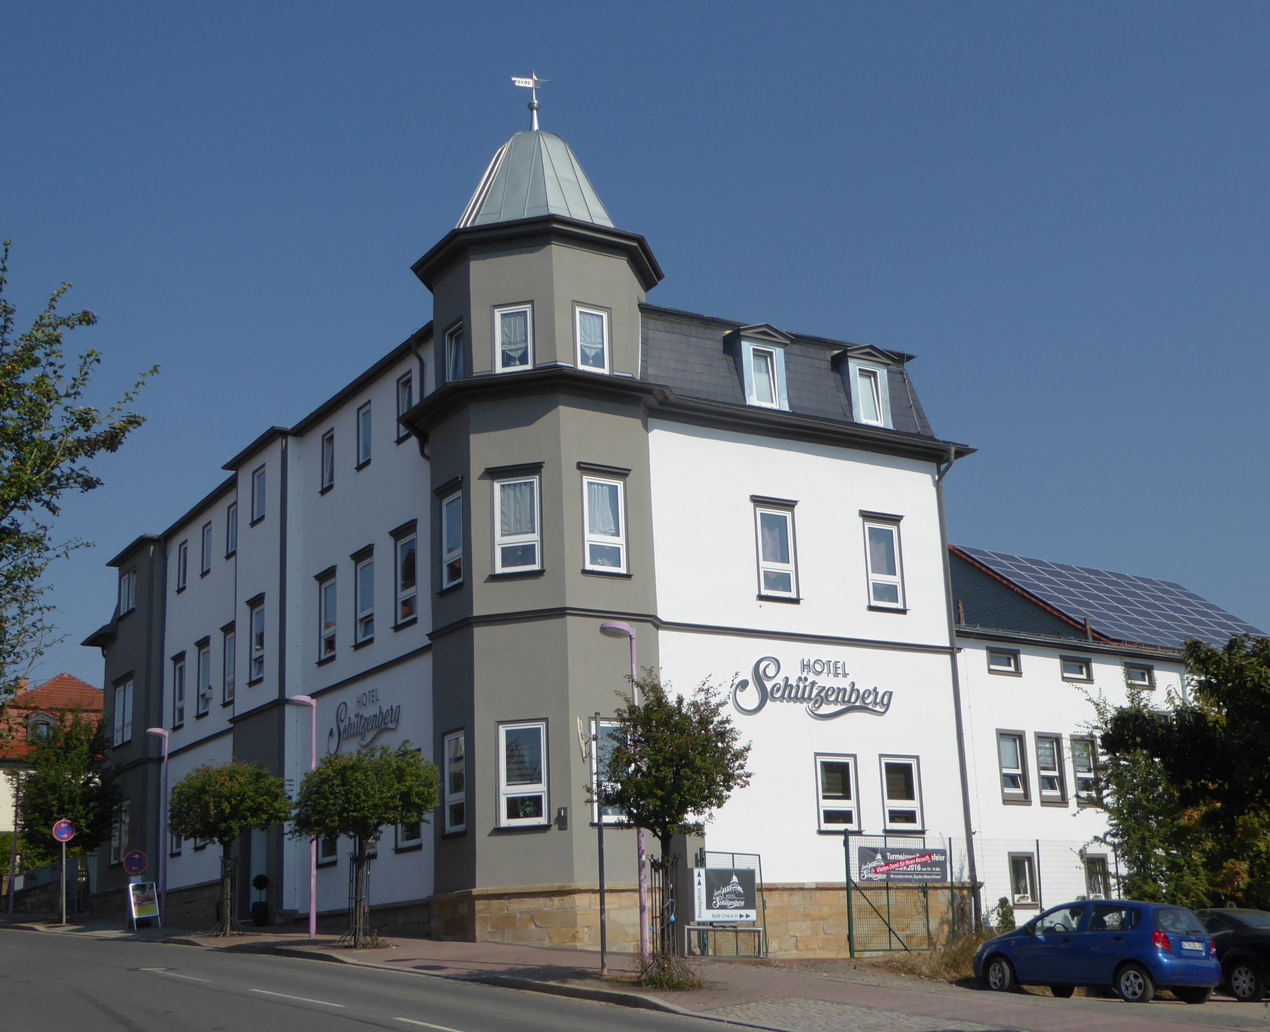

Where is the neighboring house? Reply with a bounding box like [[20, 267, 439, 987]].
[[0, 673, 104, 834], [951, 545, 1264, 915]]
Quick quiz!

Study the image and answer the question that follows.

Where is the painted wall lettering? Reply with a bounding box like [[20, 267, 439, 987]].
[[731, 656, 893, 721]]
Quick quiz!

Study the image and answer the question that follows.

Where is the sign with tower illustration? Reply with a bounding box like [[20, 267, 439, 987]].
[[692, 867, 758, 923]]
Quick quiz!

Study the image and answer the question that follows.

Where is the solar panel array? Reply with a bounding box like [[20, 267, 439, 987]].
[[958, 546, 1265, 649]]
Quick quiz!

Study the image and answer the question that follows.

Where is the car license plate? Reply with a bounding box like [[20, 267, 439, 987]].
[[1180, 940, 1203, 953]]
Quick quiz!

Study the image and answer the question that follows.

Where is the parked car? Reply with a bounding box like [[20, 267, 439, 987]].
[[974, 900, 1220, 1003], [1196, 908, 1270, 1002]]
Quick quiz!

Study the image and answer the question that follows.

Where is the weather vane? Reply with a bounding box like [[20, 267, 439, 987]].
[[511, 73, 550, 131]]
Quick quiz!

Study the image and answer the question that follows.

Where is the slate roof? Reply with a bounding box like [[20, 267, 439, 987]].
[[458, 131, 614, 229], [640, 306, 936, 437], [955, 546, 1264, 649]]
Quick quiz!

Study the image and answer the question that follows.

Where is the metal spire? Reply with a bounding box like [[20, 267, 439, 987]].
[[511, 73, 550, 131]]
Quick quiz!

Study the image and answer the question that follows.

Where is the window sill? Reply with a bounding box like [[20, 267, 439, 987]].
[[1062, 678, 1094, 685], [438, 581, 463, 596], [867, 605, 908, 614], [1076, 799, 1102, 809], [171, 723, 184, 732], [317, 655, 336, 667], [112, 741, 132, 750], [583, 568, 632, 578], [1040, 799, 1069, 808], [880, 828, 926, 837], [169, 852, 181, 859], [393, 616, 418, 632], [224, 550, 236, 560], [355, 460, 371, 472], [317, 859, 337, 869], [396, 434, 411, 446], [249, 516, 265, 527], [222, 698, 234, 708], [200, 569, 210, 579], [490, 569, 544, 580], [193, 845, 208, 852], [394, 842, 423, 853], [493, 822, 552, 832], [441, 829, 467, 839], [756, 593, 801, 604], [195, 711, 208, 720], [352, 637, 374, 651], [319, 484, 333, 496], [246, 677, 263, 688], [987, 669, 1023, 678], [818, 828, 861, 835], [175, 586, 186, 595], [1001, 797, 1032, 806]]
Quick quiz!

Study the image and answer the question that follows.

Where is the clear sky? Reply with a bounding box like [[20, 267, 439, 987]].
[[3, 2, 1268, 688]]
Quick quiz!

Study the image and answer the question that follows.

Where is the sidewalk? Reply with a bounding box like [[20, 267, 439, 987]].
[[5, 917, 1267, 1032]]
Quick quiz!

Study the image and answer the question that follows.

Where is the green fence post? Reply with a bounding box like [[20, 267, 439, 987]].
[[843, 830, 855, 959]]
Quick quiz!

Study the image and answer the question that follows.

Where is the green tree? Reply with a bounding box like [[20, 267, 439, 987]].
[[291, 744, 439, 946], [15, 708, 118, 866], [168, 761, 292, 935], [0, 242, 155, 704], [604, 671, 752, 950]]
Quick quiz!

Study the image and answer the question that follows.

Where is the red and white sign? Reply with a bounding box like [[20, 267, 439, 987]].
[[52, 820, 75, 843]]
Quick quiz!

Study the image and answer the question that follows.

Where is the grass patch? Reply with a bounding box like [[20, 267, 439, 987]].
[[873, 932, 992, 983], [636, 952, 705, 991]]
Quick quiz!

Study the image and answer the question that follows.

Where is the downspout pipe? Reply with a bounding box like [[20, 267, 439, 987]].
[[936, 444, 982, 931]]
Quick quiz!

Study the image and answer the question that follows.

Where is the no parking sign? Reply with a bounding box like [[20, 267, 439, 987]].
[[124, 851, 147, 875]]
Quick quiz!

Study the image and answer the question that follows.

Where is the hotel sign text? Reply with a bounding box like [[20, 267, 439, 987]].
[[327, 687, 402, 754], [731, 656, 893, 721]]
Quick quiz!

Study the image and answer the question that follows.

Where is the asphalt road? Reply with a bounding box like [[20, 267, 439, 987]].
[[0, 929, 711, 1032]]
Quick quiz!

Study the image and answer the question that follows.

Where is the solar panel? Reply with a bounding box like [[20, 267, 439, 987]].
[[958, 546, 1265, 649]]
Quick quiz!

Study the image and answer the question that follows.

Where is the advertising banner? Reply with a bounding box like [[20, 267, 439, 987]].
[[692, 867, 758, 922], [128, 881, 160, 922], [857, 846, 949, 884]]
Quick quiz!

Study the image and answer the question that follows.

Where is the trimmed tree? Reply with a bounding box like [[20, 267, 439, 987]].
[[291, 744, 439, 946], [604, 671, 752, 953], [16, 708, 118, 867], [168, 761, 292, 935]]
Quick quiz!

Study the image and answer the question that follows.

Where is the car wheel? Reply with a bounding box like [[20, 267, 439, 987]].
[[1048, 985, 1074, 998], [1172, 987, 1212, 1005], [1228, 962, 1266, 1003], [1116, 963, 1155, 1003], [985, 956, 1015, 992]]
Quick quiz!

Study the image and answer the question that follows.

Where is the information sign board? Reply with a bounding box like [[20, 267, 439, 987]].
[[128, 881, 160, 923], [857, 845, 949, 883], [692, 867, 758, 923]]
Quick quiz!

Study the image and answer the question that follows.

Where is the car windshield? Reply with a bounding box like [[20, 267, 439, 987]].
[[1232, 911, 1270, 929], [1037, 905, 1085, 934], [1153, 907, 1205, 935]]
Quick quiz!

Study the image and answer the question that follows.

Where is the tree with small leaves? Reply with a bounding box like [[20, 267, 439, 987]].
[[168, 761, 292, 935], [291, 744, 439, 946]]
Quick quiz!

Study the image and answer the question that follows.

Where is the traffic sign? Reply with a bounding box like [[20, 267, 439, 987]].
[[124, 850, 148, 875], [52, 820, 75, 843]]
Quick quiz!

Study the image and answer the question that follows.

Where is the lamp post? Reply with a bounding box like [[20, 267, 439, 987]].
[[598, 620, 649, 963], [288, 695, 317, 938], [144, 728, 169, 925]]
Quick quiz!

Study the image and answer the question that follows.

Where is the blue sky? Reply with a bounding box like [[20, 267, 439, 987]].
[[3, 2, 1268, 687]]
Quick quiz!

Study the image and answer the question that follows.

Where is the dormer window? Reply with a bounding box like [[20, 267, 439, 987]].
[[495, 304, 533, 372], [750, 348, 779, 406], [848, 359, 892, 428], [736, 338, 790, 410]]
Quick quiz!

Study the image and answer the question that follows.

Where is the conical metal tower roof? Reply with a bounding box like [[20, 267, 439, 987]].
[[457, 131, 614, 230]]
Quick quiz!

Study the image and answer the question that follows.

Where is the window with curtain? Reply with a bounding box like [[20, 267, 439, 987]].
[[576, 307, 608, 372], [583, 477, 625, 571], [997, 731, 1028, 800], [880, 756, 922, 829], [395, 534, 417, 623], [754, 505, 798, 597], [319, 576, 336, 658], [499, 721, 548, 826], [196, 644, 211, 716], [222, 629, 235, 704], [496, 305, 533, 371], [815, 754, 859, 831], [172, 655, 186, 728], [355, 557, 374, 642], [1036, 734, 1065, 802], [495, 477, 540, 572], [751, 348, 778, 406], [445, 730, 466, 833], [442, 492, 463, 587], [863, 519, 904, 608], [249, 602, 265, 681]]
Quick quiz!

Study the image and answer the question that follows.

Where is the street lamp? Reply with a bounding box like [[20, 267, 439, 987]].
[[288, 695, 317, 938], [144, 728, 169, 925], [598, 620, 649, 963]]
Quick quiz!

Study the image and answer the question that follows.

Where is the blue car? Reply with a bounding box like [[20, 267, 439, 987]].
[[973, 900, 1221, 1003]]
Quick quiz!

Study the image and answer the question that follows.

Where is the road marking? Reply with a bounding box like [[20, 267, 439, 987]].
[[139, 968, 213, 982], [250, 988, 346, 1007], [394, 1019, 467, 1032]]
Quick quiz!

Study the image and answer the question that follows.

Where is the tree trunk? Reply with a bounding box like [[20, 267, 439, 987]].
[[352, 837, 368, 948], [218, 847, 234, 937]]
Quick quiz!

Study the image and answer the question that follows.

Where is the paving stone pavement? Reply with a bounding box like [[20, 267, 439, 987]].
[[703, 996, 1008, 1032]]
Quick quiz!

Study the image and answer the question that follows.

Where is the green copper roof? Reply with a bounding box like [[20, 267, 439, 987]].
[[457, 131, 614, 229]]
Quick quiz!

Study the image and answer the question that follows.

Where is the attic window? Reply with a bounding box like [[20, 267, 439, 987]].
[[846, 359, 893, 429], [740, 340, 789, 411]]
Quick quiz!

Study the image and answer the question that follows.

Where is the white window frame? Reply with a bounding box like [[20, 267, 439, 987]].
[[318, 835, 338, 865], [396, 371, 413, 440], [445, 323, 464, 382], [226, 502, 237, 555], [112, 679, 133, 747], [443, 730, 466, 834], [493, 476, 540, 574], [498, 720, 549, 827], [1060, 655, 1093, 682], [1072, 735, 1099, 805], [441, 491, 463, 589], [863, 518, 905, 610], [986, 649, 1021, 675], [195, 643, 211, 717], [320, 430, 335, 491], [110, 801, 130, 865], [176, 540, 188, 592], [494, 303, 534, 373], [354, 555, 375, 643], [222, 629, 235, 705], [590, 718, 625, 825], [847, 359, 893, 428], [249, 601, 265, 682], [744, 344, 783, 409], [251, 465, 266, 522], [356, 402, 372, 467], [754, 504, 798, 599], [119, 568, 137, 614], [395, 533, 418, 625], [879, 755, 923, 831], [582, 476, 626, 573], [318, 575, 337, 659], [814, 753, 860, 832], [575, 305, 610, 373], [169, 820, 182, 857], [172, 655, 186, 728], [1009, 853, 1038, 906], [200, 522, 213, 575], [395, 819, 423, 850], [1035, 733, 1066, 803], [997, 730, 1029, 802], [1125, 663, 1154, 689]]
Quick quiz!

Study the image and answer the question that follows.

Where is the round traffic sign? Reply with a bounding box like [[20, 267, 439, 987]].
[[123, 850, 147, 875], [52, 820, 75, 843]]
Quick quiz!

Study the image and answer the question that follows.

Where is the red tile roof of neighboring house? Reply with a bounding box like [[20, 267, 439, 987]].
[[1, 673, 103, 761]]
